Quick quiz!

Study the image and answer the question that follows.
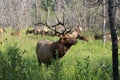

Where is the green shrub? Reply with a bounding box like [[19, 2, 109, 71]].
[[0, 44, 26, 80], [75, 56, 112, 80]]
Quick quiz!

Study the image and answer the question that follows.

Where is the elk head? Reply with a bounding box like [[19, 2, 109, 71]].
[[59, 34, 77, 47], [77, 34, 88, 42]]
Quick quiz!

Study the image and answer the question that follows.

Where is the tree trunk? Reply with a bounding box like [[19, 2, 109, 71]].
[[102, 0, 106, 44], [108, 0, 119, 80], [35, 0, 39, 27], [82, 0, 87, 31]]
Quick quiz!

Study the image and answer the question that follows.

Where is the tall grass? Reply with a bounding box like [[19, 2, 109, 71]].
[[0, 28, 120, 80]]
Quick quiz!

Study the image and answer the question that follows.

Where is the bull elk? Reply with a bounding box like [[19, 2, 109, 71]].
[[36, 13, 77, 65]]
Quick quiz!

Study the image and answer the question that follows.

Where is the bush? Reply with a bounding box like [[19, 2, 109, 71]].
[[0, 44, 26, 80], [75, 56, 112, 80], [0, 43, 114, 80]]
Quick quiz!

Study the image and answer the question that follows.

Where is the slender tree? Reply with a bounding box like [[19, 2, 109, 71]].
[[82, 0, 87, 31], [102, 0, 106, 44], [35, 0, 39, 27], [108, 0, 119, 80]]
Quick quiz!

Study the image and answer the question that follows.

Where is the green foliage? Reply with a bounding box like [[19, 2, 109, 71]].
[[75, 56, 91, 80], [75, 56, 112, 80], [49, 60, 64, 80], [0, 28, 120, 80], [0, 42, 114, 80], [0, 44, 26, 80]]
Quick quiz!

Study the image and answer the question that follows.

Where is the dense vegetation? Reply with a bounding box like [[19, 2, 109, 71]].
[[0, 28, 120, 80]]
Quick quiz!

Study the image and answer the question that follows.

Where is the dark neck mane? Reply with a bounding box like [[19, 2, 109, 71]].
[[51, 40, 71, 59]]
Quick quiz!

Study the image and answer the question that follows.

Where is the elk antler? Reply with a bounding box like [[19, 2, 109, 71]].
[[34, 12, 71, 35]]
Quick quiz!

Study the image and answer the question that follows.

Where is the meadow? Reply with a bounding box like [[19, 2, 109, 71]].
[[0, 28, 120, 80]]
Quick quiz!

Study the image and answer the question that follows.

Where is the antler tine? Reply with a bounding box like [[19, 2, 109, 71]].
[[64, 28, 72, 34], [55, 12, 72, 35], [34, 13, 62, 35], [34, 11, 69, 35], [61, 12, 68, 35], [44, 13, 49, 27], [60, 12, 73, 35], [63, 12, 65, 26], [54, 13, 67, 35], [54, 13, 64, 27], [62, 12, 66, 34]]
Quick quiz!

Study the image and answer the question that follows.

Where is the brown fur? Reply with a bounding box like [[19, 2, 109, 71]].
[[77, 34, 88, 42], [94, 34, 111, 40], [42, 27, 49, 35], [26, 27, 49, 35], [11, 31, 20, 36], [26, 29, 35, 35], [94, 34, 120, 42], [36, 34, 77, 65], [75, 26, 82, 33], [69, 31, 88, 42], [94, 34, 103, 40], [46, 26, 65, 36], [70, 31, 78, 38], [34, 27, 49, 35], [34, 28, 44, 35], [47, 31, 56, 36]]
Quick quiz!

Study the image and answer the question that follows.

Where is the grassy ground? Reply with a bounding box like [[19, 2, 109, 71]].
[[0, 28, 120, 80]]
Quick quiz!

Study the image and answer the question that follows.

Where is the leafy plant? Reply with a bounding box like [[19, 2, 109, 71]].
[[0, 44, 26, 80]]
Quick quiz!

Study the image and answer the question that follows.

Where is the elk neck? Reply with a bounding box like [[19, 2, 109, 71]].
[[51, 40, 70, 59]]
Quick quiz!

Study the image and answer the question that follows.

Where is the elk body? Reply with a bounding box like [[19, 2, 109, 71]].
[[26, 27, 49, 35], [94, 33, 111, 40], [46, 27, 65, 36], [34, 28, 43, 35], [94, 33, 120, 42], [26, 29, 35, 35], [11, 30, 20, 36], [36, 34, 77, 65], [34, 27, 48, 35], [47, 31, 56, 36]]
